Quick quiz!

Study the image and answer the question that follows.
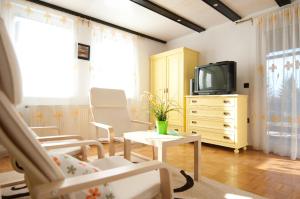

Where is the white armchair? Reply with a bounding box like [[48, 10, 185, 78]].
[[90, 87, 152, 155]]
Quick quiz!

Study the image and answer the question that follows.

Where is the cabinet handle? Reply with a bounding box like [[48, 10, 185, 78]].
[[223, 100, 230, 104], [192, 110, 197, 114], [192, 121, 197, 124], [192, 131, 198, 134], [174, 128, 179, 131], [223, 112, 230, 116], [223, 136, 230, 140], [166, 88, 168, 93], [192, 100, 197, 103], [223, 124, 230, 128]]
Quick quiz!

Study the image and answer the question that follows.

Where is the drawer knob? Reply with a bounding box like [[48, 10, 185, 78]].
[[192, 111, 197, 114], [223, 136, 230, 140], [192, 131, 198, 134], [223, 112, 230, 116], [192, 100, 197, 103], [192, 121, 197, 124], [223, 100, 230, 104], [224, 124, 230, 128]]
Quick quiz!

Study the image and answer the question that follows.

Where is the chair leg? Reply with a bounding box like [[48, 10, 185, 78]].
[[159, 167, 173, 199], [81, 146, 88, 161], [109, 139, 115, 156]]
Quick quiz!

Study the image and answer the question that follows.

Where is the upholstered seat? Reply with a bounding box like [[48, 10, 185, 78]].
[[92, 156, 160, 199]]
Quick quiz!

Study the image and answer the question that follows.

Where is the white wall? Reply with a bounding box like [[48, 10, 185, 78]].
[[167, 21, 256, 95], [167, 21, 256, 145]]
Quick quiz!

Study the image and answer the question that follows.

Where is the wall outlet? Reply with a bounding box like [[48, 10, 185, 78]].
[[244, 83, 249, 88]]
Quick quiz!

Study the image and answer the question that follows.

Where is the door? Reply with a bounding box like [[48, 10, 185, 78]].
[[150, 56, 167, 122], [166, 53, 183, 126]]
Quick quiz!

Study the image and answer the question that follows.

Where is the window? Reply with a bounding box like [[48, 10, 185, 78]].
[[90, 27, 137, 99], [13, 16, 75, 99]]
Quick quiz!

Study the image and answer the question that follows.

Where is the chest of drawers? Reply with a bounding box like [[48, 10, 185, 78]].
[[185, 95, 248, 153]]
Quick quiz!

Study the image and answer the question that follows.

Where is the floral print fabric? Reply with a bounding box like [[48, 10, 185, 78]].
[[50, 154, 115, 199]]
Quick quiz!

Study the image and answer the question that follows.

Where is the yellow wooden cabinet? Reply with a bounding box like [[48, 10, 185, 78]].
[[186, 95, 248, 153], [150, 48, 199, 131]]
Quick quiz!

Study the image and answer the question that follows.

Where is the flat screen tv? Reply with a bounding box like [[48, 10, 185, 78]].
[[194, 61, 236, 95]]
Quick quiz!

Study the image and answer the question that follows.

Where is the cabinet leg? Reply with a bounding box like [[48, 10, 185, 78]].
[[243, 146, 247, 151], [234, 149, 239, 154]]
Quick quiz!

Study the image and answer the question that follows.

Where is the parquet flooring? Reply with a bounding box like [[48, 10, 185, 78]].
[[1, 143, 300, 199]]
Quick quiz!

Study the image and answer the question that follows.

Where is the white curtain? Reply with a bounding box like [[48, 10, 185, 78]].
[[0, 0, 95, 139], [252, 3, 300, 159], [1, 0, 79, 105], [90, 23, 143, 120]]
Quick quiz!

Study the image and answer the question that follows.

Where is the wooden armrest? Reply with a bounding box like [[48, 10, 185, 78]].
[[90, 122, 113, 130], [37, 135, 83, 142], [42, 140, 104, 159], [131, 120, 152, 126], [30, 126, 58, 131], [32, 161, 172, 199], [31, 126, 58, 130], [90, 122, 115, 156]]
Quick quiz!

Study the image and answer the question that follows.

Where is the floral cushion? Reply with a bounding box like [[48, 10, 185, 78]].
[[50, 154, 115, 199]]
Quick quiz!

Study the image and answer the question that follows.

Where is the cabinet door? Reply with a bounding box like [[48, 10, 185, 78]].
[[150, 56, 166, 99], [166, 53, 183, 126], [150, 56, 167, 122]]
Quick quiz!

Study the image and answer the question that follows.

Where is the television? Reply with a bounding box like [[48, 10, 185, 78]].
[[194, 61, 236, 95]]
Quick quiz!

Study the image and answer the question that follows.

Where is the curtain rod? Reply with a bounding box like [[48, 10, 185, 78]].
[[24, 0, 167, 44]]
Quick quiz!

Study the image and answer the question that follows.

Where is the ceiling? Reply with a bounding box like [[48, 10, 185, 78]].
[[43, 0, 279, 41]]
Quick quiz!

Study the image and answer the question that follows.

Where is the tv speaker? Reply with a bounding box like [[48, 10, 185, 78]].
[[190, 79, 195, 95]]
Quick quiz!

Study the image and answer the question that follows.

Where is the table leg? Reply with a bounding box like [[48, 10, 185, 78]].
[[157, 145, 166, 162], [153, 146, 158, 160], [194, 140, 201, 181], [124, 139, 131, 161]]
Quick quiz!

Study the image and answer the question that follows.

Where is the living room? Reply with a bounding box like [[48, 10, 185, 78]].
[[0, 0, 299, 199]]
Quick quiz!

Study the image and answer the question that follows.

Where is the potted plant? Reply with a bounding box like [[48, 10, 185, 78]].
[[144, 92, 180, 134]]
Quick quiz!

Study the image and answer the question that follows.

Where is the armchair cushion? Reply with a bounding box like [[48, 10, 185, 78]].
[[50, 154, 115, 199], [92, 156, 160, 199]]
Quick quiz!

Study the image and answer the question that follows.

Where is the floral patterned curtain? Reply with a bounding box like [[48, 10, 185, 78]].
[[252, 3, 300, 159]]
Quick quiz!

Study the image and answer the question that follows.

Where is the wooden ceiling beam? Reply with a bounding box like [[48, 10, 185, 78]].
[[130, 0, 205, 32], [25, 0, 167, 43], [201, 0, 241, 22], [274, 0, 291, 7]]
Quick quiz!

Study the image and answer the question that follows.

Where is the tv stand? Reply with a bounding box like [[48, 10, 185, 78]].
[[185, 94, 248, 153]]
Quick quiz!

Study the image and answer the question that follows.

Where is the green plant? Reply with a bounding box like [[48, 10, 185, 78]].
[[144, 92, 181, 121]]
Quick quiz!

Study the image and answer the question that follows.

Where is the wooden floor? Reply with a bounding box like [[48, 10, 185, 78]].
[[1, 143, 300, 199]]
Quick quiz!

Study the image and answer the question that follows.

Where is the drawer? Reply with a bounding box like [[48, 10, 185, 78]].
[[187, 107, 235, 119], [188, 97, 236, 107], [187, 117, 235, 130], [168, 125, 183, 133], [187, 128, 235, 144]]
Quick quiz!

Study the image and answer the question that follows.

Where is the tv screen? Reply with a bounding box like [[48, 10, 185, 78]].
[[194, 61, 236, 94], [198, 64, 229, 91]]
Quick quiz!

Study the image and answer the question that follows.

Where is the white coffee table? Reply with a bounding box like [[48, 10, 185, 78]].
[[123, 131, 201, 181]]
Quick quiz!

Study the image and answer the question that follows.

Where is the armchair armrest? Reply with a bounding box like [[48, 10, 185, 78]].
[[31, 126, 59, 134], [37, 135, 83, 142], [30, 126, 58, 131], [131, 120, 152, 126], [42, 140, 104, 159], [32, 161, 172, 199], [90, 122, 115, 156]]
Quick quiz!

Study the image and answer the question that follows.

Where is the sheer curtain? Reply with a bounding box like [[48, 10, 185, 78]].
[[0, 0, 95, 139], [252, 3, 300, 159], [90, 23, 142, 119], [1, 0, 78, 105]]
